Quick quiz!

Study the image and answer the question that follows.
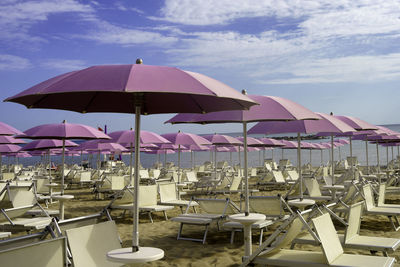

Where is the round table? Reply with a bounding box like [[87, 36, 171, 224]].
[[52, 194, 74, 220], [288, 199, 315, 211], [323, 184, 345, 200], [229, 213, 266, 256], [107, 247, 164, 266]]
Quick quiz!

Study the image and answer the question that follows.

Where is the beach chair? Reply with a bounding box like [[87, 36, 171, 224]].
[[1, 173, 14, 181], [223, 195, 290, 245], [0, 237, 66, 267], [65, 220, 122, 267], [171, 198, 239, 244], [362, 184, 400, 231], [302, 177, 334, 201], [158, 182, 198, 213], [292, 202, 400, 256], [377, 183, 400, 208], [244, 212, 395, 266]]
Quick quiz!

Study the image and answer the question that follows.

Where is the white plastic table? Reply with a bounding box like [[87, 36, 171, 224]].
[[229, 213, 266, 256], [107, 247, 164, 266], [288, 199, 315, 211], [323, 184, 345, 200], [52, 194, 74, 220]]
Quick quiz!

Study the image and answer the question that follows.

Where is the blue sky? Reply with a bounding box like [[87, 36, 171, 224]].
[[1, 0, 400, 135]]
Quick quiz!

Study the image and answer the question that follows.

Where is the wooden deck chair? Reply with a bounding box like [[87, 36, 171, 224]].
[[312, 213, 395, 267], [65, 221, 122, 267], [0, 237, 66, 267], [171, 198, 239, 244], [292, 202, 400, 256], [362, 184, 400, 231], [158, 182, 198, 213]]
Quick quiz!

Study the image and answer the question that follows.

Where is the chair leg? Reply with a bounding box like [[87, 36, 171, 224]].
[[202, 225, 209, 244], [193, 206, 197, 213], [230, 230, 235, 244], [177, 223, 184, 240], [163, 211, 168, 220], [148, 212, 153, 223], [259, 228, 264, 246]]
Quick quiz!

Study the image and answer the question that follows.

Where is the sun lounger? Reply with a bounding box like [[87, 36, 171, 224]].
[[65, 220, 122, 267], [158, 182, 198, 213], [0, 237, 66, 267], [362, 184, 400, 231], [244, 212, 395, 266], [171, 198, 239, 244], [292, 202, 400, 256]]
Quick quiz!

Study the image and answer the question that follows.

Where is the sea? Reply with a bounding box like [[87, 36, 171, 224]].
[[7, 124, 400, 170]]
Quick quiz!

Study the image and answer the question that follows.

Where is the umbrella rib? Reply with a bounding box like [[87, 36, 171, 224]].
[[83, 92, 99, 113], [29, 94, 50, 109], [188, 94, 205, 113]]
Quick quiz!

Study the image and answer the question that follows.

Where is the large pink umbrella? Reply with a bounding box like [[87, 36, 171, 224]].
[[166, 94, 320, 220], [0, 136, 26, 175], [19, 121, 110, 195], [249, 112, 356, 188], [0, 122, 23, 136], [108, 130, 170, 185], [5, 61, 257, 262], [161, 131, 212, 184]]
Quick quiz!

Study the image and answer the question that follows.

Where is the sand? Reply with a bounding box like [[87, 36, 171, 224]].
[[53, 186, 400, 267]]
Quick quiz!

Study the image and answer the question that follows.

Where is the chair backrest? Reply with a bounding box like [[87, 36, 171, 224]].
[[378, 183, 386, 206], [139, 185, 158, 206], [249, 196, 284, 218], [35, 177, 50, 194], [344, 202, 363, 242], [79, 171, 91, 182], [1, 173, 14, 181], [150, 169, 161, 179], [272, 171, 285, 183], [279, 159, 290, 168], [196, 198, 238, 215], [286, 170, 299, 181], [229, 176, 242, 191], [139, 169, 150, 179], [110, 176, 125, 191], [0, 237, 66, 267], [264, 163, 272, 172], [159, 183, 178, 202], [65, 221, 121, 267], [185, 171, 198, 183], [362, 184, 376, 210], [312, 213, 343, 264], [0, 205, 36, 223], [267, 215, 304, 253], [304, 178, 322, 197]]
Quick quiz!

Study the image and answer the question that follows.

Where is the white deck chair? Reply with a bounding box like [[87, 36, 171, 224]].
[[272, 170, 286, 184], [158, 182, 198, 213], [286, 170, 299, 181], [362, 184, 400, 231], [292, 202, 400, 256], [302, 178, 333, 201], [377, 183, 400, 208], [171, 198, 239, 244], [65, 221, 122, 267], [0, 237, 66, 267], [312, 213, 395, 267]]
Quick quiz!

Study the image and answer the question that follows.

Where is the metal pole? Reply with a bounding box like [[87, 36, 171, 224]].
[[243, 122, 249, 215], [61, 139, 65, 195], [331, 135, 335, 185], [349, 136, 353, 180], [376, 143, 380, 172], [297, 133, 303, 199], [365, 141, 369, 175], [130, 142, 133, 185], [132, 105, 141, 252]]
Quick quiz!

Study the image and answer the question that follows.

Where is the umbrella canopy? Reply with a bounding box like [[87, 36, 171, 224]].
[[335, 115, 378, 131], [0, 144, 22, 153], [5, 64, 256, 114], [259, 138, 285, 147], [0, 122, 23, 136], [108, 130, 170, 145], [161, 131, 212, 147], [0, 136, 26, 144], [21, 139, 78, 151], [5, 61, 258, 262], [202, 134, 242, 146]]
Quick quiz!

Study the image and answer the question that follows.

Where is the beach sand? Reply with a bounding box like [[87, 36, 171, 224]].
[[54, 186, 400, 267]]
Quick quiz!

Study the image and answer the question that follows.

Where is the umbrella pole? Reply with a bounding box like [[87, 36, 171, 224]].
[[339, 147, 341, 161], [331, 135, 335, 185], [130, 143, 133, 185], [133, 105, 141, 252], [386, 146, 389, 167], [214, 146, 217, 180], [191, 151, 193, 169], [61, 139, 65, 195], [0, 153, 2, 177], [193, 151, 196, 169], [349, 136, 353, 180], [376, 143, 380, 172], [297, 133, 303, 199], [243, 122, 249, 215], [392, 147, 394, 162], [320, 150, 323, 166], [309, 149, 312, 166], [164, 150, 167, 167], [271, 149, 274, 163], [365, 141, 369, 175], [230, 151, 232, 167], [178, 145, 181, 185]]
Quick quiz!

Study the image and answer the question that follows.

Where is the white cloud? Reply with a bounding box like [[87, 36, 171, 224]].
[[0, 54, 31, 70], [40, 59, 88, 72], [0, 0, 94, 43], [78, 20, 178, 46]]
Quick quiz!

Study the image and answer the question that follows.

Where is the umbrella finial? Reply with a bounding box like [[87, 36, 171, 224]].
[[62, 120, 66, 123], [330, 112, 334, 115], [241, 89, 247, 95], [136, 58, 143, 64]]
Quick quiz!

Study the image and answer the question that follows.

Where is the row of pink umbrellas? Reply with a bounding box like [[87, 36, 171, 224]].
[[2, 61, 395, 261]]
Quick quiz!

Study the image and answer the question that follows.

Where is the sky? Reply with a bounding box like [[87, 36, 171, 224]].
[[1, 0, 400, 135]]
